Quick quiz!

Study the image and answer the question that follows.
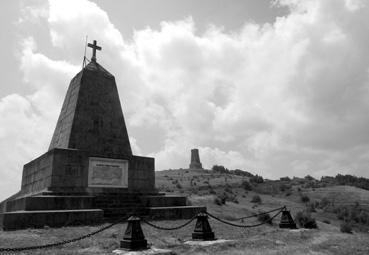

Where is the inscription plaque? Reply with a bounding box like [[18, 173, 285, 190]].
[[88, 157, 128, 187]]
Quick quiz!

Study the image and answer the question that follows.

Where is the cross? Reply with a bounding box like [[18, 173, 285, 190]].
[[87, 40, 102, 62]]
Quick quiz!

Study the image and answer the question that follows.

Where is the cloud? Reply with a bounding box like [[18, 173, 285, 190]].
[[1, 0, 369, 200]]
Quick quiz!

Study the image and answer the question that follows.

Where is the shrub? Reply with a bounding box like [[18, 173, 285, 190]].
[[322, 219, 331, 224], [229, 196, 239, 204], [212, 165, 229, 173], [279, 183, 291, 192], [241, 180, 252, 191], [176, 183, 182, 189], [340, 222, 353, 233], [359, 211, 369, 225], [285, 191, 292, 196], [250, 175, 264, 184], [172, 179, 178, 184], [280, 176, 291, 181], [224, 185, 233, 194], [214, 195, 226, 206], [295, 211, 318, 229], [307, 202, 316, 212], [318, 197, 331, 209], [300, 194, 310, 203], [257, 211, 273, 225], [251, 195, 262, 203]]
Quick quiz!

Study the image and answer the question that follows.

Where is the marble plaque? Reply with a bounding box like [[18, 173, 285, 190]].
[[88, 157, 128, 187]]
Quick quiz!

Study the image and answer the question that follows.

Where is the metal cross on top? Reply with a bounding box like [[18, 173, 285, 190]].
[[87, 40, 102, 62]]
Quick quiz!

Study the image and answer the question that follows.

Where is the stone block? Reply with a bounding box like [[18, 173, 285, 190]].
[[5, 196, 95, 212], [0, 209, 104, 230], [140, 195, 187, 207], [148, 206, 206, 220]]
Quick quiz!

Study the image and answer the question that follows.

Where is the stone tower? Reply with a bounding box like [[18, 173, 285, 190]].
[[189, 148, 203, 169]]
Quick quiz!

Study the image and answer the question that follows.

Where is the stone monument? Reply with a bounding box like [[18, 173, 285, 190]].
[[0, 40, 205, 230], [189, 149, 203, 170]]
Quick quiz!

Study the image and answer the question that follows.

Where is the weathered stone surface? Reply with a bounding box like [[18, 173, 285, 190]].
[[148, 206, 206, 220], [5, 196, 94, 211], [140, 195, 187, 207], [20, 148, 156, 195], [0, 209, 104, 231], [128, 156, 155, 193], [49, 61, 132, 157]]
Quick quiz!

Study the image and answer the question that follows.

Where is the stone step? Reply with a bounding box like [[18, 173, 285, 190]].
[[102, 206, 206, 220], [147, 206, 206, 220], [139, 195, 187, 207], [103, 207, 150, 218], [5, 196, 95, 212], [0, 209, 104, 231]]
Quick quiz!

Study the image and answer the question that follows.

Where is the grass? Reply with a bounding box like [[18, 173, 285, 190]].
[[1, 169, 369, 254]]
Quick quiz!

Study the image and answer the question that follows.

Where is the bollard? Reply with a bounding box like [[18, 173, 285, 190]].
[[279, 208, 297, 229], [192, 212, 215, 241], [120, 216, 148, 250]]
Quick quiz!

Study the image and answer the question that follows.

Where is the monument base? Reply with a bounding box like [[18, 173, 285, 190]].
[[0, 209, 103, 231], [0, 148, 205, 230], [0, 191, 205, 230]]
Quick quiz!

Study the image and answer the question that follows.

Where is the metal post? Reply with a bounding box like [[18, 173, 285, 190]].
[[120, 216, 148, 250], [279, 208, 297, 229], [192, 212, 215, 240]]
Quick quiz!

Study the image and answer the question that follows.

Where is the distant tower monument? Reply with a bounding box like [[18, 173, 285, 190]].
[[189, 148, 203, 169]]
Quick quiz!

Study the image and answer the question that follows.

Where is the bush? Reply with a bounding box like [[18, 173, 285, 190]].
[[279, 183, 291, 192], [322, 219, 331, 224], [318, 197, 331, 209], [257, 211, 273, 225], [250, 175, 264, 184], [340, 222, 353, 233], [224, 184, 233, 194], [300, 194, 310, 203], [229, 196, 239, 204], [209, 188, 216, 195], [307, 200, 319, 212], [241, 180, 252, 191], [251, 195, 262, 203], [280, 176, 291, 181], [176, 183, 182, 189], [214, 195, 226, 206], [172, 179, 178, 184], [295, 211, 318, 229], [212, 165, 229, 174]]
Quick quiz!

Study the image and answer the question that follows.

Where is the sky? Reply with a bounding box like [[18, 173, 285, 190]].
[[0, 0, 369, 200]]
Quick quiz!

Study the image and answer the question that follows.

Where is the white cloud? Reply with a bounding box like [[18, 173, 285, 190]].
[[1, 0, 369, 200]]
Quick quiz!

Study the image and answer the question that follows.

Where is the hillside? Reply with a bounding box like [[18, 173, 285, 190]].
[[0, 169, 368, 254]]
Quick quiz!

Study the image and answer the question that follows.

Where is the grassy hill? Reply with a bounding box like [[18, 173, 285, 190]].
[[0, 168, 368, 254]]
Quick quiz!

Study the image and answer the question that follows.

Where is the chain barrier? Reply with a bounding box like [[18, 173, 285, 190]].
[[0, 215, 130, 253], [205, 208, 284, 228], [236, 206, 286, 221], [0, 205, 287, 252], [142, 214, 197, 231]]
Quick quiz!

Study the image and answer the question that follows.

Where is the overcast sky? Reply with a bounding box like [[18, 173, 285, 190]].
[[1, 0, 369, 200]]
